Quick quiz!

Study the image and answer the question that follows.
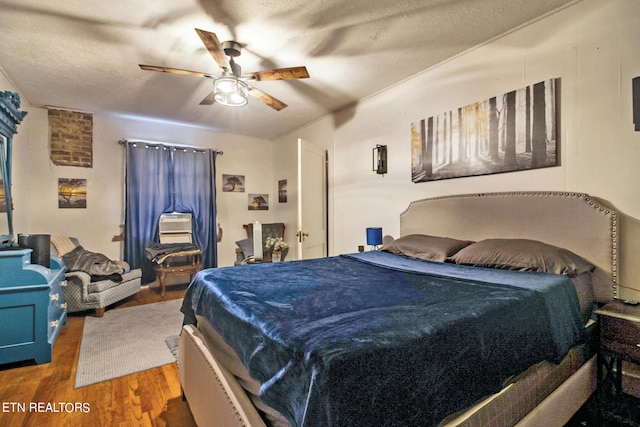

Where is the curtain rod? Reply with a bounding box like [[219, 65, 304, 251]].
[[117, 139, 223, 155]]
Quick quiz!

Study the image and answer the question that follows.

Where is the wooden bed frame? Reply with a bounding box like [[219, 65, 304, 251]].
[[179, 191, 619, 427]]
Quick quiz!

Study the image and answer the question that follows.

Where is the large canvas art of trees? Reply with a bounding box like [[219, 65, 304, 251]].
[[411, 79, 557, 183]]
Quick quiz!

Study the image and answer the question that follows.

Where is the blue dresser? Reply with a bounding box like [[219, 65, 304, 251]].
[[0, 249, 67, 365]]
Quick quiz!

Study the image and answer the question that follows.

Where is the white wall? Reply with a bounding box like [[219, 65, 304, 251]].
[[287, 0, 640, 294], [2, 87, 274, 266]]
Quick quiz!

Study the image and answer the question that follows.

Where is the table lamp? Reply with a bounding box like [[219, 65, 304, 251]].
[[366, 227, 383, 250]]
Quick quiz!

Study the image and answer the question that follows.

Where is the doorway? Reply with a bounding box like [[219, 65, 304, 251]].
[[296, 138, 328, 260]]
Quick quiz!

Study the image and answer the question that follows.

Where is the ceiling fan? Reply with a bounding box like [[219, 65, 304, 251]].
[[139, 28, 309, 111]]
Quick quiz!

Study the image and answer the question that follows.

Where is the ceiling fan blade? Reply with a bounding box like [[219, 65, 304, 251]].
[[245, 66, 309, 82], [195, 28, 230, 72], [199, 92, 216, 105], [139, 64, 213, 78], [248, 86, 287, 111]]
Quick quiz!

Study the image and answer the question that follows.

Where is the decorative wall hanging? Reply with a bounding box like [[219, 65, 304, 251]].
[[411, 78, 558, 182], [248, 193, 269, 211], [58, 178, 87, 208], [222, 174, 245, 192], [49, 109, 93, 168], [278, 179, 287, 203]]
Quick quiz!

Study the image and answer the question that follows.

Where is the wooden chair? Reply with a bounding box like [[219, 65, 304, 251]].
[[154, 250, 202, 296]]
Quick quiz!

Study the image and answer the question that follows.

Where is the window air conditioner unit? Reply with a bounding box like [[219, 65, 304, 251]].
[[159, 212, 193, 243]]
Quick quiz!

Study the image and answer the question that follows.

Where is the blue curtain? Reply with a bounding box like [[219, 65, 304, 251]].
[[124, 141, 218, 280], [172, 147, 218, 268], [124, 142, 172, 274]]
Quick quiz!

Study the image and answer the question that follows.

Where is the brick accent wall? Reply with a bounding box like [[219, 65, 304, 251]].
[[48, 109, 93, 168]]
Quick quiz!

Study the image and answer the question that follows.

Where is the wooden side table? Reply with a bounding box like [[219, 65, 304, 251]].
[[595, 300, 640, 395], [154, 251, 202, 296]]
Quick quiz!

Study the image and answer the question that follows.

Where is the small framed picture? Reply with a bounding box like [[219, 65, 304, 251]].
[[248, 193, 269, 210], [58, 178, 87, 209], [222, 174, 245, 192], [278, 179, 287, 203]]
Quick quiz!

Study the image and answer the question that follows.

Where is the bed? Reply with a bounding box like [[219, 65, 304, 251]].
[[178, 191, 619, 427]]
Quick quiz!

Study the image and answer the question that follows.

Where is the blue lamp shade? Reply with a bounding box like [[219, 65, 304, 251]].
[[366, 227, 383, 246]]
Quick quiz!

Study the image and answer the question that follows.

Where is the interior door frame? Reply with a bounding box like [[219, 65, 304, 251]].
[[296, 138, 328, 260]]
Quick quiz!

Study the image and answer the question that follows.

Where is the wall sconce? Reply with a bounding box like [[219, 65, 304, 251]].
[[366, 227, 383, 250], [372, 145, 387, 175]]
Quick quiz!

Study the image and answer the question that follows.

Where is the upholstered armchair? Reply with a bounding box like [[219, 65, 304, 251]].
[[235, 223, 286, 265], [51, 236, 142, 317]]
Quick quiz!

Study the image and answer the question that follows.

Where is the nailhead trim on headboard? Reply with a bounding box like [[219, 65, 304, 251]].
[[583, 194, 618, 298], [401, 191, 619, 298]]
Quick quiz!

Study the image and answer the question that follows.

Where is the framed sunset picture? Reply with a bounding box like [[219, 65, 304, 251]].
[[58, 178, 87, 208]]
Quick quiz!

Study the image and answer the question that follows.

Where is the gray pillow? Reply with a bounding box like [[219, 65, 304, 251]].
[[382, 234, 474, 262], [450, 238, 595, 275], [235, 238, 254, 257]]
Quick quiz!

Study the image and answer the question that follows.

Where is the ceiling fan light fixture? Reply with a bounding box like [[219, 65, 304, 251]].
[[140, 30, 307, 111], [214, 76, 249, 107]]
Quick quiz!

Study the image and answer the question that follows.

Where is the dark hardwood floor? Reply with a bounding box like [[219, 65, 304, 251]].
[[0, 285, 197, 427]]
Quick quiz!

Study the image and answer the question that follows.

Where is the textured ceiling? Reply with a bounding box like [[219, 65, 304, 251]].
[[0, 0, 575, 140]]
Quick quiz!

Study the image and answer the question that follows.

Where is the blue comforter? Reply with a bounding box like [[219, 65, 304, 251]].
[[181, 251, 585, 427]]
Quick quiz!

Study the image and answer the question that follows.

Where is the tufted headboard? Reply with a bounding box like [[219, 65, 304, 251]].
[[400, 191, 618, 298]]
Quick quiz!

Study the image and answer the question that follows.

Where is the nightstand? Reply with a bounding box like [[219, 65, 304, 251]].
[[595, 300, 640, 395]]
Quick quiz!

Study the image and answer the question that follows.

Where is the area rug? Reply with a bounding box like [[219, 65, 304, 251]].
[[75, 298, 184, 388]]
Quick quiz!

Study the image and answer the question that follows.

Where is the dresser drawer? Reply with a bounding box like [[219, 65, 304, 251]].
[[47, 273, 67, 341], [48, 280, 66, 319], [601, 316, 640, 363]]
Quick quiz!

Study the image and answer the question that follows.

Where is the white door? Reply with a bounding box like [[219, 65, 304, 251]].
[[296, 138, 327, 260]]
